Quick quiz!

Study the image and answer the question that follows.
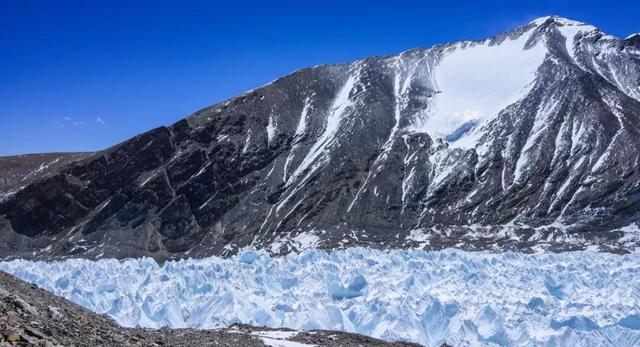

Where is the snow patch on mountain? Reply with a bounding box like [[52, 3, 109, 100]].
[[554, 19, 598, 61], [268, 231, 321, 254], [288, 72, 358, 185], [267, 114, 276, 143], [2, 249, 639, 347], [412, 26, 547, 148]]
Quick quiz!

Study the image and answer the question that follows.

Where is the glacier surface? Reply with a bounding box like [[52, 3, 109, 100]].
[[1, 248, 639, 347]]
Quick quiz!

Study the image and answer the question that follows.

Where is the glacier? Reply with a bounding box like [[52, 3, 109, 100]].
[[1, 248, 640, 347]]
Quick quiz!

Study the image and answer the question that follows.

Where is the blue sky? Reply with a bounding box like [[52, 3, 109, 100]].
[[1, 0, 639, 155]]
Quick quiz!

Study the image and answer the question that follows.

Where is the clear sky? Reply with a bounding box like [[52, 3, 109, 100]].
[[1, 0, 639, 155]]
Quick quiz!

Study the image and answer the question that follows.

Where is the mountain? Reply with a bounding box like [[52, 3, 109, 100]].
[[1, 16, 639, 260]]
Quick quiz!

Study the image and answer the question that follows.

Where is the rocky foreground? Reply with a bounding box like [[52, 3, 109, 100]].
[[0, 271, 428, 346]]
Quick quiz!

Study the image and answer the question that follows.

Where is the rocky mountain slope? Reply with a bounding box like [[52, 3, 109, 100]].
[[0, 153, 90, 203], [0, 270, 422, 346], [1, 16, 639, 260]]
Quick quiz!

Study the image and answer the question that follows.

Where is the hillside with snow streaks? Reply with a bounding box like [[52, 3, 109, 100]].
[[2, 248, 640, 347], [1, 16, 640, 259]]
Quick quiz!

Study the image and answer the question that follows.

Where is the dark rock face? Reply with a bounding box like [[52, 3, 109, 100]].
[[1, 16, 640, 260], [0, 153, 90, 203]]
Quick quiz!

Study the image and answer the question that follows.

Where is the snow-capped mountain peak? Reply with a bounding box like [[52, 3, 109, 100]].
[[530, 15, 595, 28], [626, 33, 640, 41]]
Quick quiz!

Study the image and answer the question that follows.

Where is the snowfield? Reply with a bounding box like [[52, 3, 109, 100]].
[[413, 23, 547, 148], [2, 248, 639, 347]]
